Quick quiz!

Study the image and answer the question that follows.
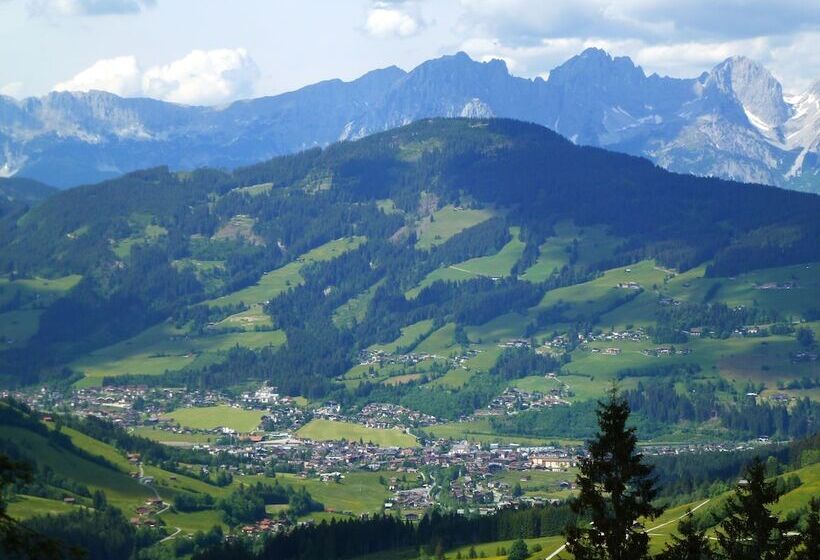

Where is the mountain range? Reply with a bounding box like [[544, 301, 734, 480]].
[[0, 49, 817, 191]]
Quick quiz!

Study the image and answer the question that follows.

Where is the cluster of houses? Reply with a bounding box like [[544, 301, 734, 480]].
[[498, 338, 531, 349], [355, 403, 438, 429], [587, 328, 647, 343], [388, 485, 433, 511], [130, 497, 166, 527], [640, 440, 774, 456], [354, 347, 483, 382], [239, 517, 292, 536], [590, 347, 621, 355], [537, 328, 648, 357], [536, 334, 574, 355], [483, 387, 568, 415], [313, 402, 438, 431], [240, 385, 296, 406], [529, 454, 575, 471], [357, 349, 438, 370], [641, 346, 692, 357], [450, 477, 501, 505], [294, 440, 421, 473], [20, 385, 151, 426]]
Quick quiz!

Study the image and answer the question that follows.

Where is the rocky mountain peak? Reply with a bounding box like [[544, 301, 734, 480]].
[[710, 56, 791, 129], [550, 47, 645, 84], [409, 52, 510, 82]]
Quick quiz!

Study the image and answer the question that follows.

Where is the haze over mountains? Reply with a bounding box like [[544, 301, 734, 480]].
[[0, 49, 817, 191]]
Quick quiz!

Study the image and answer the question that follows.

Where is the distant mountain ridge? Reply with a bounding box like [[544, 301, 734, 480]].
[[1, 49, 817, 191]]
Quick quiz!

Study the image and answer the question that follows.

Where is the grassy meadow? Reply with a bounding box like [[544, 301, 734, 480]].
[[205, 236, 365, 308], [415, 205, 494, 249], [407, 227, 524, 298], [297, 419, 419, 448], [166, 405, 264, 432]]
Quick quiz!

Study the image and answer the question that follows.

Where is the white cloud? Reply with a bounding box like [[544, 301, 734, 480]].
[[0, 82, 25, 98], [458, 0, 820, 43], [52, 48, 260, 105], [365, 3, 423, 38], [27, 0, 156, 17], [141, 48, 259, 105], [456, 1, 820, 93], [764, 32, 820, 94], [53, 55, 142, 96], [631, 37, 773, 77]]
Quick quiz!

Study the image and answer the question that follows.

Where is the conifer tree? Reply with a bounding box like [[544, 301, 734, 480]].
[[659, 510, 713, 560], [715, 457, 798, 560], [565, 388, 664, 560], [507, 538, 528, 560], [792, 497, 819, 560]]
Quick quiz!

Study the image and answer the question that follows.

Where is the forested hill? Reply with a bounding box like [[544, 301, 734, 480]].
[[0, 118, 818, 386], [4, 119, 819, 277], [0, 177, 56, 221]]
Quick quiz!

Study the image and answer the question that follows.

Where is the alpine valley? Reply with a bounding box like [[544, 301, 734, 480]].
[[0, 104, 819, 558], [1, 49, 818, 192]]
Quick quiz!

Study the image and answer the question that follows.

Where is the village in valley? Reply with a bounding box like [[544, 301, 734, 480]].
[[6, 378, 778, 538]]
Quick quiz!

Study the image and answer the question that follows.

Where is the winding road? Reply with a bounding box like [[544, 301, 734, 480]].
[[137, 462, 181, 542]]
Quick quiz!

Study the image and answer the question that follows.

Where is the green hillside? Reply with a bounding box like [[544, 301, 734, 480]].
[[0, 118, 814, 444]]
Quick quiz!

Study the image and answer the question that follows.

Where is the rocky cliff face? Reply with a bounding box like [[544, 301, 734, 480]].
[[1, 50, 817, 191]]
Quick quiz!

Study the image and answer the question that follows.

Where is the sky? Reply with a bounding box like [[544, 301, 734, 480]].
[[0, 0, 818, 105]]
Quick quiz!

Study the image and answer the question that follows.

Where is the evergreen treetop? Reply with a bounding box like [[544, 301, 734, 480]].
[[565, 387, 664, 560]]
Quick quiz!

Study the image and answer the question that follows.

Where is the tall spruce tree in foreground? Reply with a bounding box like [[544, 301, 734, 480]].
[[715, 457, 798, 560], [565, 388, 664, 560], [659, 509, 713, 560]]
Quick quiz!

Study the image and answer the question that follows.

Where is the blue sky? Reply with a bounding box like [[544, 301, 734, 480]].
[[1, 0, 818, 104]]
